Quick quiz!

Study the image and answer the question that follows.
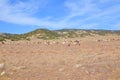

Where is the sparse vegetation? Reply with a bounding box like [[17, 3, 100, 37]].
[[67, 31, 78, 38], [0, 29, 120, 41], [0, 37, 5, 42]]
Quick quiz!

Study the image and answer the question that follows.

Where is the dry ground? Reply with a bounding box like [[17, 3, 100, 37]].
[[0, 35, 120, 80]]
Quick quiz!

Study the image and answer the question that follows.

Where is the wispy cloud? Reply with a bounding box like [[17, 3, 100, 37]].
[[0, 0, 69, 29], [61, 0, 120, 29], [0, 0, 120, 30]]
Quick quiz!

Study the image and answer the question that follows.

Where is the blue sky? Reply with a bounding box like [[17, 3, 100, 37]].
[[0, 0, 120, 34]]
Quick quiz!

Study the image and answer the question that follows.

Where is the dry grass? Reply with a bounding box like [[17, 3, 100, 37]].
[[0, 35, 120, 80]]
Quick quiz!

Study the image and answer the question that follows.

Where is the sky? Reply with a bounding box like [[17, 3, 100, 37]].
[[0, 0, 120, 34]]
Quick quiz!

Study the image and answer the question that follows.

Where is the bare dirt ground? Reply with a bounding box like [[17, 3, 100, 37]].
[[0, 35, 120, 80]]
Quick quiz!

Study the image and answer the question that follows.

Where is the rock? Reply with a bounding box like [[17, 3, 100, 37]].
[[0, 63, 5, 71], [85, 70, 90, 74], [75, 64, 82, 68], [59, 68, 64, 72], [0, 63, 6, 76], [12, 66, 27, 71], [0, 71, 6, 76], [0, 63, 5, 69]]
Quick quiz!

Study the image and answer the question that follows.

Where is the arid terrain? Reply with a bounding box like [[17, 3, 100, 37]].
[[0, 35, 120, 80]]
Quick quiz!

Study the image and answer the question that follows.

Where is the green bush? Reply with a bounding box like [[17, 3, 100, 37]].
[[0, 37, 5, 42]]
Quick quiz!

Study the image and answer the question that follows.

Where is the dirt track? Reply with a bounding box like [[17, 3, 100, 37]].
[[0, 36, 120, 80]]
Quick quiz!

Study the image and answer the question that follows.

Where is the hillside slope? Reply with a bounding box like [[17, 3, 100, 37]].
[[0, 29, 120, 41]]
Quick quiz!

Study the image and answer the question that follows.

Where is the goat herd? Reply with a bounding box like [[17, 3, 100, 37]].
[[0, 40, 81, 46], [0, 38, 120, 47]]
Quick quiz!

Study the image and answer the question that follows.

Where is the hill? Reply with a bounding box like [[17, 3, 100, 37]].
[[0, 29, 120, 42]]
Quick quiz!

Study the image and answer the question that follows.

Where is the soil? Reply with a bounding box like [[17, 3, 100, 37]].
[[0, 35, 120, 80]]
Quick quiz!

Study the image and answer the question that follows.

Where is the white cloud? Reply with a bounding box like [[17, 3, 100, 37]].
[[0, 0, 57, 27], [61, 0, 120, 29], [0, 0, 120, 30], [63, 0, 99, 22]]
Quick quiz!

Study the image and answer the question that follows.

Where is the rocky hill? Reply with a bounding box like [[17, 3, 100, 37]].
[[0, 29, 120, 42]]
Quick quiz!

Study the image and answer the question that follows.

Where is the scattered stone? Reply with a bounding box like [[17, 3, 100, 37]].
[[0, 63, 5, 70], [0, 71, 6, 76], [85, 70, 90, 74], [59, 68, 64, 72], [75, 64, 82, 68], [12, 66, 27, 71]]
